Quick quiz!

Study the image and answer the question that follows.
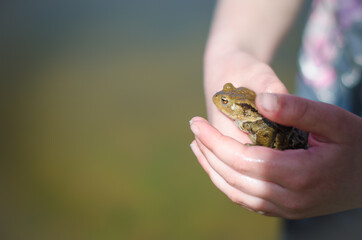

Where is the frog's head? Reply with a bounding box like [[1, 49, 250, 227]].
[[213, 83, 261, 121]]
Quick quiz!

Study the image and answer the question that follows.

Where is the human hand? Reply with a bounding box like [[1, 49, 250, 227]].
[[190, 93, 362, 219], [204, 50, 288, 145]]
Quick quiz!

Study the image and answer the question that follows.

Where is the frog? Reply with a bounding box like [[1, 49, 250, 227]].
[[212, 83, 308, 150]]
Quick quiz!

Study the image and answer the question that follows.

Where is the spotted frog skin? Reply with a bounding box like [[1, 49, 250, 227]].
[[213, 83, 308, 150]]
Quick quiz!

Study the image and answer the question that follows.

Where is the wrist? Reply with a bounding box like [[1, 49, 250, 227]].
[[204, 38, 238, 65], [205, 38, 274, 67]]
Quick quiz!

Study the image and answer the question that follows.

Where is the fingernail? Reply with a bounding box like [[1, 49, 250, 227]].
[[190, 140, 197, 153], [190, 122, 200, 136], [259, 93, 279, 111], [189, 118, 194, 125], [190, 140, 202, 159]]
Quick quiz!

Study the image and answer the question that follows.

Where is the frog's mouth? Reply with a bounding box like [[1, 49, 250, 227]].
[[212, 94, 218, 104], [236, 103, 259, 114], [219, 106, 238, 120]]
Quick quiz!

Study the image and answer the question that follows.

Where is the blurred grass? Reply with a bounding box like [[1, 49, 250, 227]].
[[0, 1, 309, 239], [1, 40, 280, 240]]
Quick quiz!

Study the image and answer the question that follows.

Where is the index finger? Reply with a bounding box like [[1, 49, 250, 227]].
[[190, 116, 309, 185]]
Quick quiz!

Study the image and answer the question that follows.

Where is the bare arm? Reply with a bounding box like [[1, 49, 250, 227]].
[[205, 0, 303, 63], [193, 0, 362, 219], [204, 0, 304, 141]]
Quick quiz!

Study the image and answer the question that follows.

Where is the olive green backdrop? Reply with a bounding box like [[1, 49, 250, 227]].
[[1, 1, 309, 239]]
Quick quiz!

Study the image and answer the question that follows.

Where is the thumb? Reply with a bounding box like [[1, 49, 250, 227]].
[[255, 93, 347, 141]]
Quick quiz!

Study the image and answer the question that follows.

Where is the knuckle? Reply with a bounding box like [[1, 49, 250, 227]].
[[211, 143, 223, 156], [281, 194, 313, 218], [229, 151, 246, 172], [223, 171, 239, 188], [250, 200, 268, 212], [283, 198, 305, 214], [289, 174, 311, 191], [256, 183, 273, 199], [276, 191, 317, 219], [287, 97, 309, 125], [224, 187, 242, 205], [255, 161, 270, 176], [286, 198, 302, 211], [228, 193, 242, 205]]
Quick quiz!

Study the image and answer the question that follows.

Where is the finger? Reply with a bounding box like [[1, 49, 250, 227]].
[[190, 140, 212, 176], [256, 93, 352, 141], [194, 137, 309, 216], [190, 140, 282, 216], [194, 137, 288, 203], [190, 117, 305, 185]]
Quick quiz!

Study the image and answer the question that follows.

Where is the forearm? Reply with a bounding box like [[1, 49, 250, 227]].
[[205, 0, 303, 63]]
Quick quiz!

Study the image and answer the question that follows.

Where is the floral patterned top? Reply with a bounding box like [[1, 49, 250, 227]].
[[297, 0, 362, 116], [286, 1, 362, 239]]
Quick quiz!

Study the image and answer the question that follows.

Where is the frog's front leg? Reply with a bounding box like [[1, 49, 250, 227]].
[[241, 120, 276, 148], [254, 127, 277, 148], [245, 134, 257, 147]]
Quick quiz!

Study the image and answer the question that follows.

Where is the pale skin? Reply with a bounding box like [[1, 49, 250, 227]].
[[190, 0, 362, 219]]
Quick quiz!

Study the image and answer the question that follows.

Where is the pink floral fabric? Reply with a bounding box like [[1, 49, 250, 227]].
[[298, 0, 362, 105]]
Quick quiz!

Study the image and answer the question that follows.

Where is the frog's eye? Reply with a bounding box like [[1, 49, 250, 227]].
[[221, 96, 229, 105]]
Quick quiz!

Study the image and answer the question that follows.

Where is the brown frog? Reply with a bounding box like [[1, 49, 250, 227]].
[[213, 83, 308, 150]]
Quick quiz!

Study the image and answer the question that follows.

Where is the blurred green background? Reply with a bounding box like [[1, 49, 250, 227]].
[[1, 1, 309, 239]]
